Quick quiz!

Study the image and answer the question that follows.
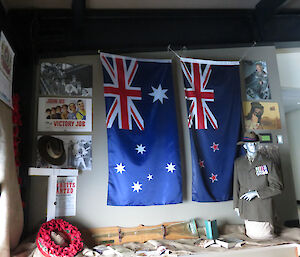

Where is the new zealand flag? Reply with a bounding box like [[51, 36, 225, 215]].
[[101, 53, 182, 206], [180, 57, 241, 202]]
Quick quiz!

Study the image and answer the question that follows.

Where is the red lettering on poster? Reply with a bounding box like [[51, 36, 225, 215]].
[[47, 99, 58, 103]]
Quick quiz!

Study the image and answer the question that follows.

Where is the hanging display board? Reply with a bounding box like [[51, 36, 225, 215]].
[[0, 32, 14, 108]]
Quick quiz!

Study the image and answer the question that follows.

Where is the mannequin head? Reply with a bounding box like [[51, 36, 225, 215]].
[[243, 142, 259, 157], [238, 131, 260, 158]]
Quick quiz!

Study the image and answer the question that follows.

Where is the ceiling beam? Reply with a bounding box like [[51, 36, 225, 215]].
[[72, 0, 85, 48], [6, 9, 300, 57], [255, 0, 290, 39]]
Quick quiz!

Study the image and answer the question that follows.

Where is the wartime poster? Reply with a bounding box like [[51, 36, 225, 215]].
[[37, 135, 92, 171], [37, 97, 92, 132], [56, 177, 77, 217], [243, 60, 271, 100], [0, 32, 14, 108], [243, 101, 281, 130], [40, 62, 93, 97]]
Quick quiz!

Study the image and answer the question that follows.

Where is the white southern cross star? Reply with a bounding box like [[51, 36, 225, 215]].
[[199, 160, 205, 168], [135, 144, 146, 154], [149, 84, 168, 104], [210, 142, 220, 152], [131, 181, 142, 192], [114, 163, 125, 174], [166, 162, 176, 173], [147, 174, 153, 181], [209, 173, 218, 183]]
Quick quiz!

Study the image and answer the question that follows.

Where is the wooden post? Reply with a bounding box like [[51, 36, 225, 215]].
[[28, 168, 78, 221]]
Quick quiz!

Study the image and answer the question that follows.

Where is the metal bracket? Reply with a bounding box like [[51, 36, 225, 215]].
[[161, 225, 167, 239], [118, 228, 123, 243]]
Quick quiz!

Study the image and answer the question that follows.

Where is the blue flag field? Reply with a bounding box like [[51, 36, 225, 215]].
[[101, 52, 182, 206], [180, 57, 241, 202]]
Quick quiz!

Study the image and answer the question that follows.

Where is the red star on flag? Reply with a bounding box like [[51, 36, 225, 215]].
[[199, 160, 205, 168], [210, 142, 219, 152], [209, 173, 218, 183]]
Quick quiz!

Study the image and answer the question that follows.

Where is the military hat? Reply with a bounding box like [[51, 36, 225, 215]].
[[237, 131, 260, 145], [38, 135, 66, 165]]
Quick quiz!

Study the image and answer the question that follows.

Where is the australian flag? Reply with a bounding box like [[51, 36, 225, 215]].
[[180, 57, 241, 202], [101, 53, 182, 206]]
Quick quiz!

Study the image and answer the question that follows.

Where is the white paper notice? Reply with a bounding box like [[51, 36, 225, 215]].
[[56, 177, 77, 217]]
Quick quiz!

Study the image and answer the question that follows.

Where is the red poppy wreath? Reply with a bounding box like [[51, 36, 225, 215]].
[[36, 219, 83, 257]]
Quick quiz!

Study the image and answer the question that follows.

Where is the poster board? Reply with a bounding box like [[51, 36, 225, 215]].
[[243, 60, 271, 100], [37, 135, 92, 171], [243, 101, 281, 130], [37, 97, 92, 132]]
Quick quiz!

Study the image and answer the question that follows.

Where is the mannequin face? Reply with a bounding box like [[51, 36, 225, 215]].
[[256, 64, 263, 73], [243, 142, 258, 156]]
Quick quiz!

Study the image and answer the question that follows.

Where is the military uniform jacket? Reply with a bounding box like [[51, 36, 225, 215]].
[[233, 153, 283, 224]]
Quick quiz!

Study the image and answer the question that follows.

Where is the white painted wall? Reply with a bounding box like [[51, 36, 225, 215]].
[[286, 109, 300, 200], [27, 46, 298, 232], [277, 48, 300, 89], [277, 48, 300, 201]]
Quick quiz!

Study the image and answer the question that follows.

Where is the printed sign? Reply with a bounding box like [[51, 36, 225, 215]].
[[56, 177, 77, 217], [37, 135, 92, 171], [0, 32, 14, 108], [38, 97, 92, 132]]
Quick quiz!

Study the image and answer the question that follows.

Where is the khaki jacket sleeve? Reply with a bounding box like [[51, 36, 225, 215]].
[[233, 161, 240, 209], [257, 161, 283, 199]]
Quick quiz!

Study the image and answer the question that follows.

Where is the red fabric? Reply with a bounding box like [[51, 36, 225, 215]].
[[12, 94, 22, 170]]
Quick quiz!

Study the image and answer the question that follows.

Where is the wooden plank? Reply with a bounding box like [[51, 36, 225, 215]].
[[83, 220, 200, 246]]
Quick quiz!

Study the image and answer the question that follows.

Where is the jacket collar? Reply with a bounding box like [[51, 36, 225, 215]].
[[241, 153, 264, 169]]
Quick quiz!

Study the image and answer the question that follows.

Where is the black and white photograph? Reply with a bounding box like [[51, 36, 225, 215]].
[[40, 62, 93, 96], [243, 60, 271, 100], [36, 135, 92, 171]]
